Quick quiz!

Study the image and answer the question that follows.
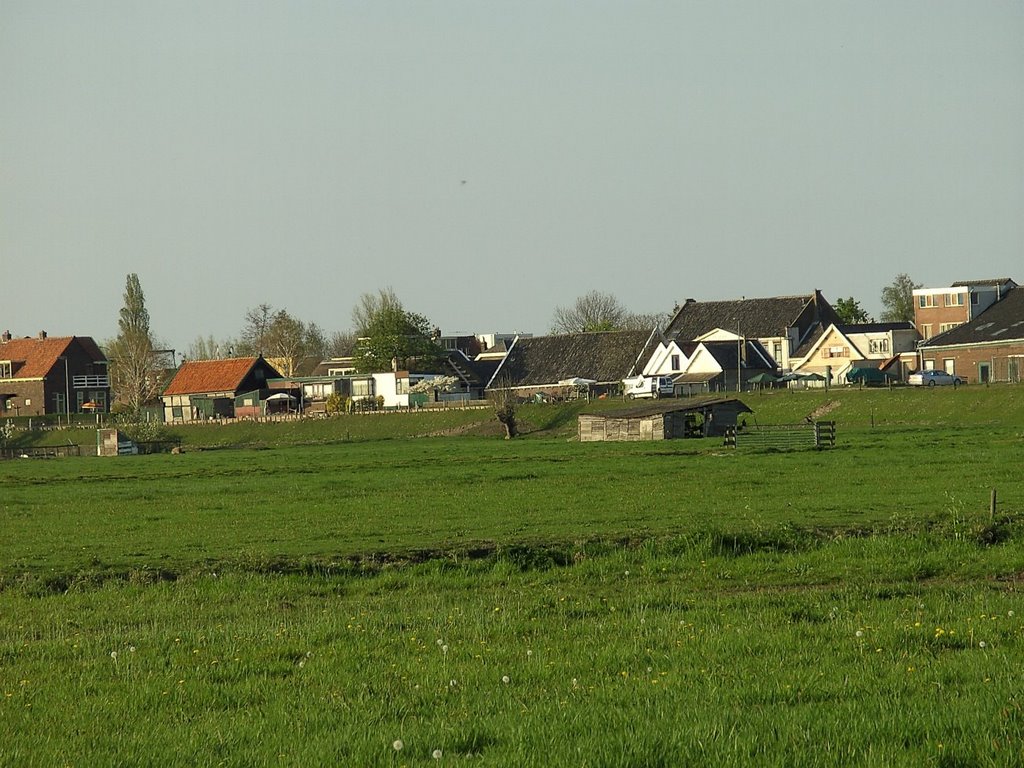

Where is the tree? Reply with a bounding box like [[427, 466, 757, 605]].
[[488, 379, 518, 439], [880, 274, 921, 323], [352, 302, 441, 373], [834, 297, 871, 324], [551, 291, 628, 333], [351, 287, 402, 336], [184, 335, 237, 361], [326, 330, 357, 357], [236, 305, 329, 376], [107, 273, 162, 413], [238, 303, 275, 356]]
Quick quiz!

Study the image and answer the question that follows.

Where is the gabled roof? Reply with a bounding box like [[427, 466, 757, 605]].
[[491, 330, 658, 388], [0, 335, 105, 379], [920, 286, 1024, 348], [692, 340, 777, 371], [665, 291, 839, 341], [163, 357, 279, 396]]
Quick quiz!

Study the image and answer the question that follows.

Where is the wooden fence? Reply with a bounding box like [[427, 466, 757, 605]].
[[724, 421, 835, 450], [0, 444, 82, 460]]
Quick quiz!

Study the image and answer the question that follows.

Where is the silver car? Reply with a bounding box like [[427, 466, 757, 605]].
[[908, 370, 962, 386]]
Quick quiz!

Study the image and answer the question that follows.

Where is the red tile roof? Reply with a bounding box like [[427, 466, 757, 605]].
[[162, 357, 264, 396], [0, 336, 77, 378]]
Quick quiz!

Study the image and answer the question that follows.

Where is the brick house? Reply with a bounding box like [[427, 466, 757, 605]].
[[917, 286, 1024, 384], [911, 278, 1016, 341], [0, 330, 111, 416]]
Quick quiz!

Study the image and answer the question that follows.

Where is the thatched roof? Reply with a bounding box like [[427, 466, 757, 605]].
[[490, 330, 658, 389]]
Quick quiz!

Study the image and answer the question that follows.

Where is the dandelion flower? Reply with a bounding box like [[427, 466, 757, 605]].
[[392, 739, 404, 752], [979, 641, 987, 649], [129, 646, 136, 653], [432, 749, 443, 759], [441, 645, 448, 655], [449, 679, 457, 688], [1009, 611, 1015, 617], [502, 675, 510, 684], [436, 639, 444, 646], [855, 630, 864, 638]]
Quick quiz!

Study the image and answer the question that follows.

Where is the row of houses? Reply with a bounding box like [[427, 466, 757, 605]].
[[3, 277, 1021, 420]]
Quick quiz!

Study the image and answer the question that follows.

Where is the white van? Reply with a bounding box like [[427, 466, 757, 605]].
[[622, 375, 675, 399]]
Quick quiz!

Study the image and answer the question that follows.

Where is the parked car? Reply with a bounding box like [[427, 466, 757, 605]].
[[908, 370, 962, 387], [622, 375, 675, 399]]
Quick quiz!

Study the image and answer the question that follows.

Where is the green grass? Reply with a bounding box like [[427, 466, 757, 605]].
[[1, 386, 1023, 765]]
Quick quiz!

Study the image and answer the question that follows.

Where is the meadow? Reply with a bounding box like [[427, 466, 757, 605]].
[[1, 386, 1022, 765]]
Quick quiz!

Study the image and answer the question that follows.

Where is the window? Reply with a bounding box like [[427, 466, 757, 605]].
[[255, 368, 265, 380], [945, 293, 964, 307], [823, 346, 849, 359], [939, 322, 962, 333], [971, 293, 980, 305], [172, 406, 183, 419], [869, 339, 890, 354], [670, 354, 680, 371], [773, 342, 783, 362], [54, 393, 65, 413], [352, 379, 373, 397], [0, 361, 11, 378], [24, 398, 31, 407], [923, 360, 935, 371], [918, 295, 935, 308], [921, 324, 933, 339], [943, 359, 955, 375], [396, 377, 410, 395]]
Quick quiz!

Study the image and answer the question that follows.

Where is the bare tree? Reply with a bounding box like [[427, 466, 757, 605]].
[[551, 291, 628, 333], [184, 335, 237, 361], [238, 303, 275, 356], [488, 378, 519, 439], [327, 330, 357, 357], [351, 287, 402, 336]]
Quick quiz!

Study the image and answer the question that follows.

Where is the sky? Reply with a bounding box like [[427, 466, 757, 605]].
[[2, 1, 1022, 354]]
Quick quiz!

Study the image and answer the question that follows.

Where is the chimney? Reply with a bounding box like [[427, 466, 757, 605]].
[[38, 330, 47, 340], [1, 330, 10, 343]]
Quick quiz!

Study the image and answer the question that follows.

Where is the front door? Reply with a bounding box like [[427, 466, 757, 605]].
[[979, 362, 991, 384]]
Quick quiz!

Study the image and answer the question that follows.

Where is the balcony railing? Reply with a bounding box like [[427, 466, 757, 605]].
[[72, 375, 110, 388]]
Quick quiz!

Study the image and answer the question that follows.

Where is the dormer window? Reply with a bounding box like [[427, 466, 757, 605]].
[[0, 360, 11, 379]]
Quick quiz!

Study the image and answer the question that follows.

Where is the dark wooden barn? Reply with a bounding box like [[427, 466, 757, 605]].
[[578, 397, 752, 442]]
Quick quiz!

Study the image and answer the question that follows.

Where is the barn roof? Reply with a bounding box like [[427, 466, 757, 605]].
[[163, 357, 280, 396], [491, 330, 658, 388]]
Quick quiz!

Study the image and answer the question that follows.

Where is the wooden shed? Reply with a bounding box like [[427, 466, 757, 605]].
[[578, 397, 752, 442]]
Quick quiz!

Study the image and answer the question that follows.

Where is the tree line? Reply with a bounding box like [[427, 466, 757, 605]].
[[104, 273, 921, 413]]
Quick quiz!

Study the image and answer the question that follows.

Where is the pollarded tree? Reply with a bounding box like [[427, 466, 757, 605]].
[[107, 273, 162, 413]]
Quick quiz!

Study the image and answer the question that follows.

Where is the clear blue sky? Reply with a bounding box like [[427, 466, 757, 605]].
[[2, 1, 1022, 352]]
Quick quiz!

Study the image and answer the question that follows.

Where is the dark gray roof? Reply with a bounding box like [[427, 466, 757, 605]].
[[491, 330, 658, 388], [951, 278, 1016, 288], [665, 291, 839, 341], [697, 340, 778, 371], [920, 286, 1024, 348]]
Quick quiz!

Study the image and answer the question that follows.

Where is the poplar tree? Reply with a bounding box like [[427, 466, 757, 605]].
[[108, 273, 160, 413]]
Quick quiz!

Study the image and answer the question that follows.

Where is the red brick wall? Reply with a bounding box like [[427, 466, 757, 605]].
[[920, 341, 1024, 383]]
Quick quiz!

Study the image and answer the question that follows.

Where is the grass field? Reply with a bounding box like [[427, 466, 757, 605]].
[[1, 387, 1022, 765]]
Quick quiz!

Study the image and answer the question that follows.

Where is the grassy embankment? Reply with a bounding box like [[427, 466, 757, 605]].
[[1, 385, 1022, 765]]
